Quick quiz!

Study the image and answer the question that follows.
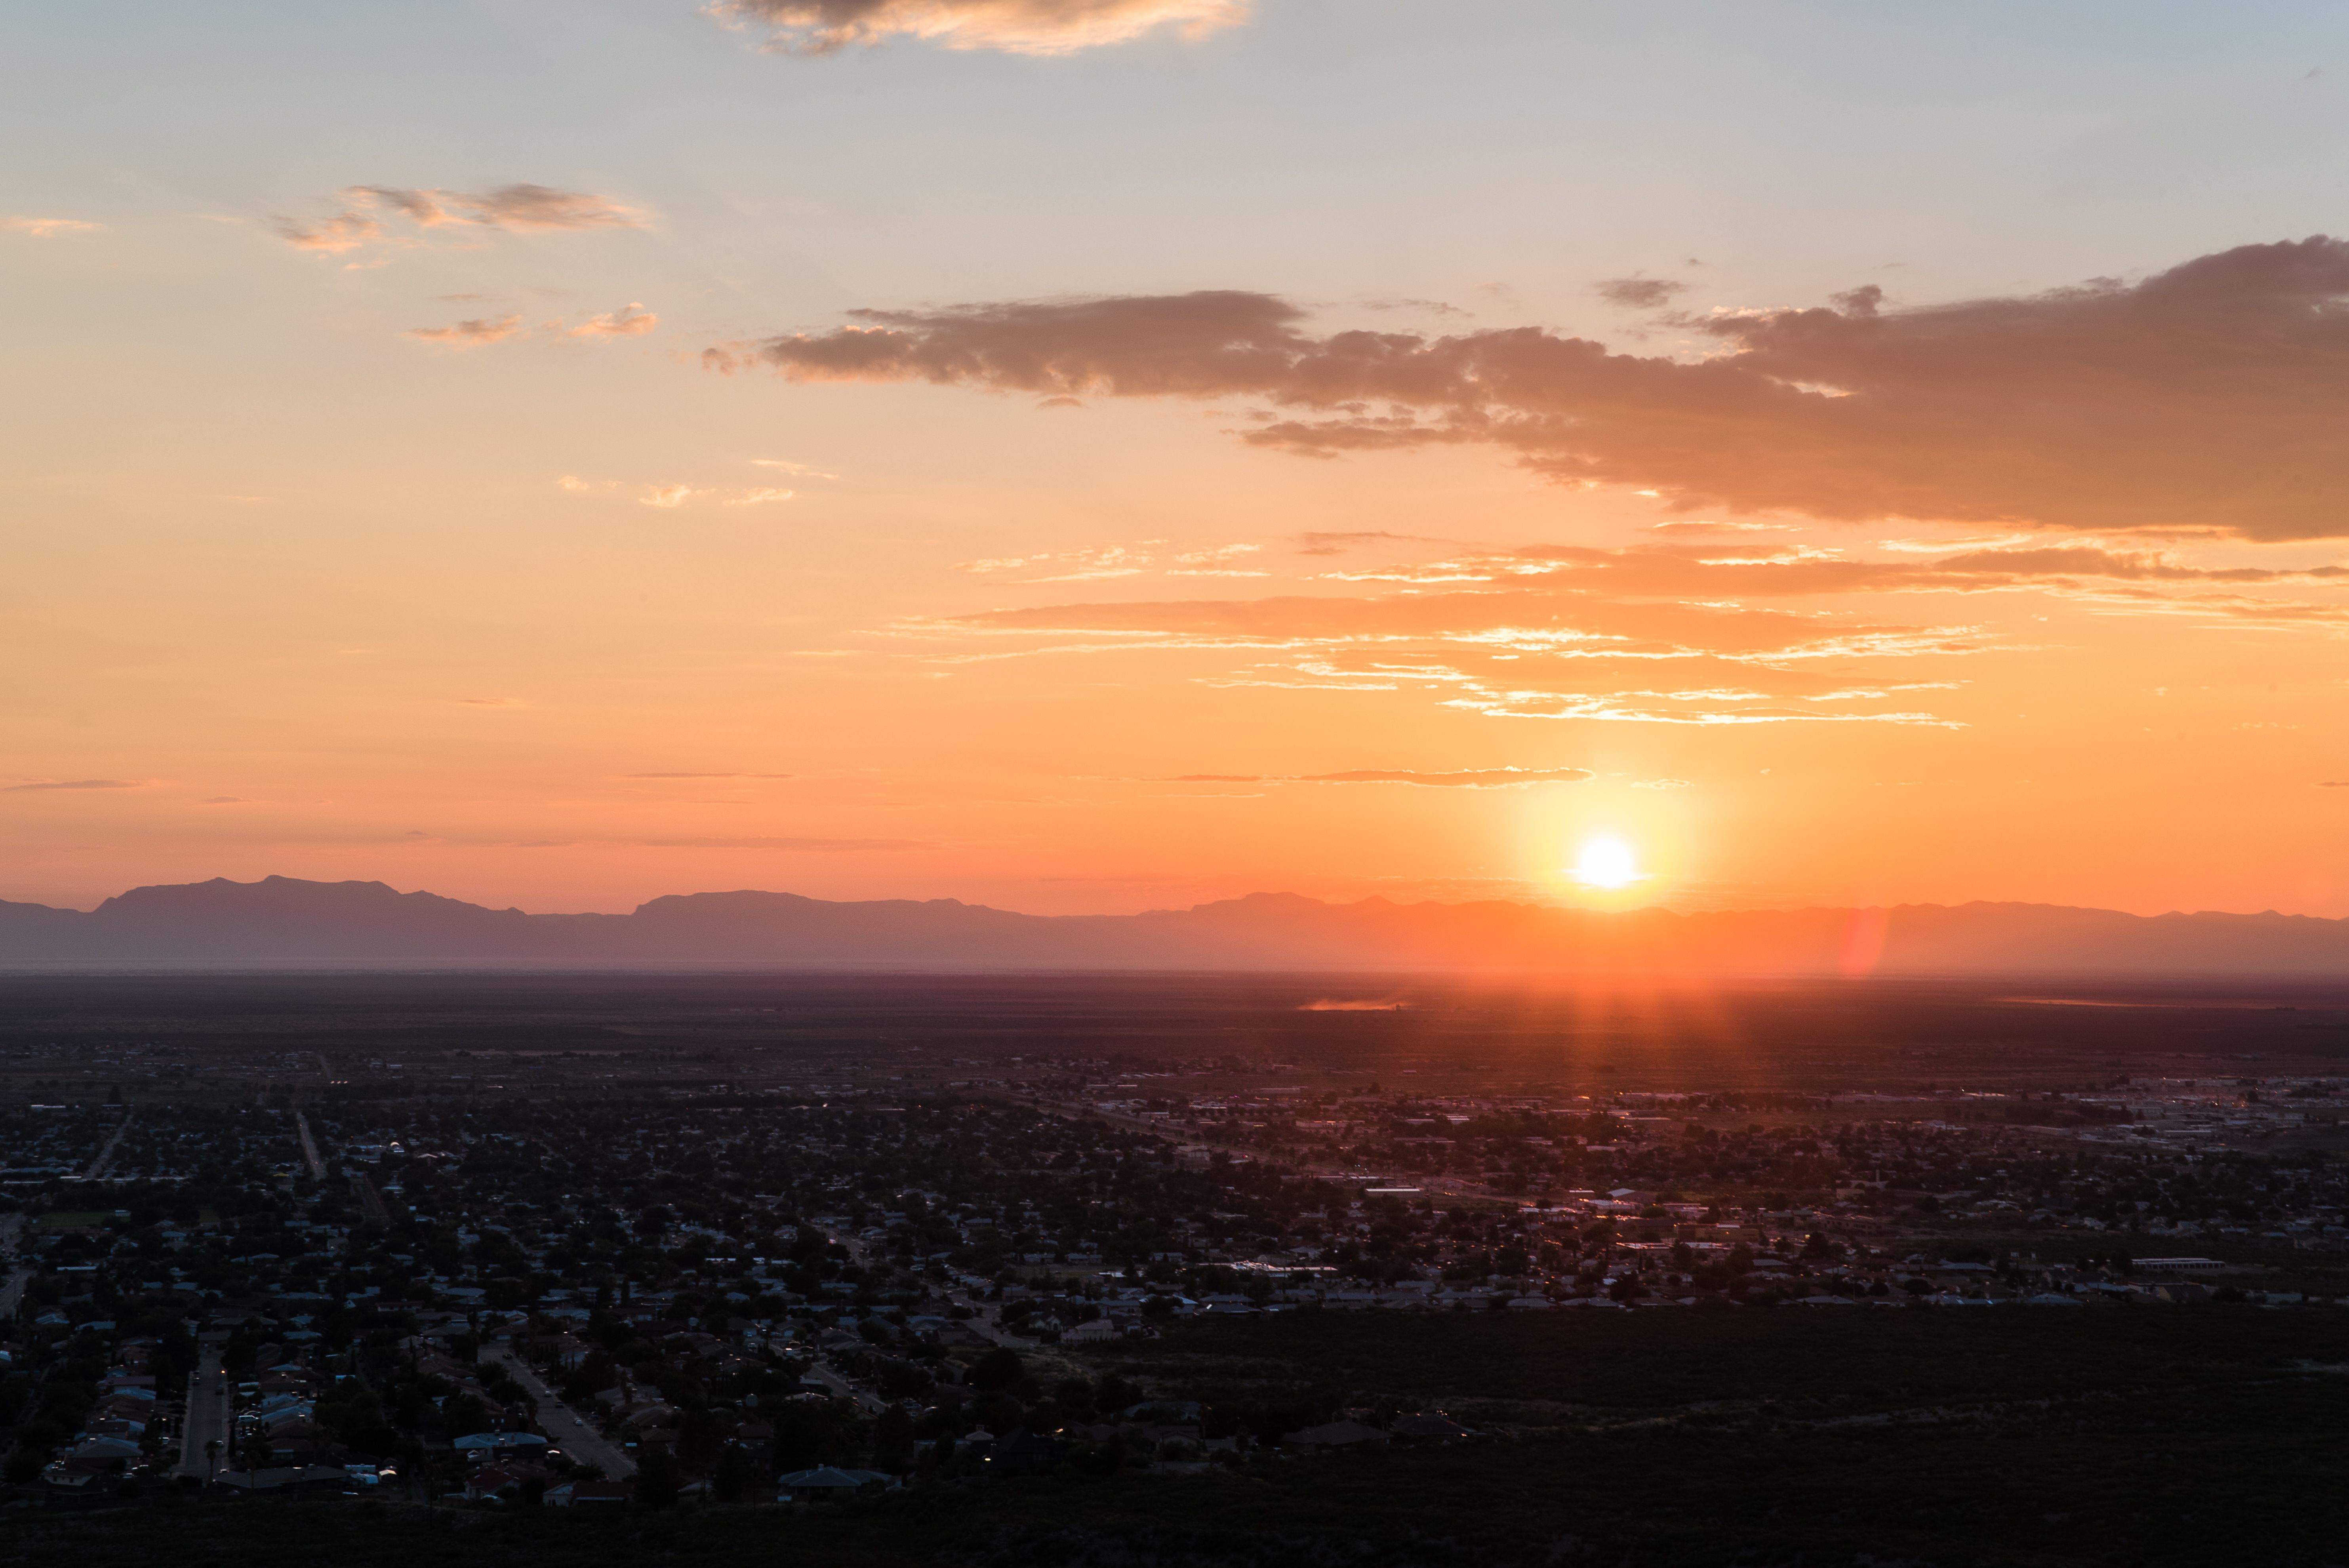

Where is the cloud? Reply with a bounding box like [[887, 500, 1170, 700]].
[[351, 183, 640, 232], [751, 458, 839, 478], [1593, 277, 1690, 309], [2, 779, 142, 793], [726, 238, 2349, 540], [633, 483, 795, 507], [272, 211, 382, 253], [450, 697, 517, 706], [956, 543, 1160, 580], [899, 577, 1991, 726], [623, 772, 795, 779], [3, 217, 101, 238], [1292, 530, 1444, 556], [569, 302, 659, 338], [1168, 767, 1593, 788], [278, 185, 640, 257], [406, 313, 523, 347], [196, 796, 249, 805], [707, 0, 1248, 56], [628, 835, 932, 850]]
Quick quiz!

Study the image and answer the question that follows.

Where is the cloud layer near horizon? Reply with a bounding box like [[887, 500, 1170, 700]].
[[708, 0, 1247, 55], [892, 530, 2349, 727], [1169, 767, 1594, 787], [724, 237, 2349, 541]]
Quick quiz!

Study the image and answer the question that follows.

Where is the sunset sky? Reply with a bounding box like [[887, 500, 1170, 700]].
[[9, 2, 2349, 920]]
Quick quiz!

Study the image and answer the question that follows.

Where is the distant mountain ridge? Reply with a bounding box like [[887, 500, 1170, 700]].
[[0, 874, 2344, 974]]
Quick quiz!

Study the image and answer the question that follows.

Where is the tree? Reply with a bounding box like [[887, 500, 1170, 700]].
[[968, 1347, 1024, 1393], [712, 1442, 759, 1504], [634, 1444, 680, 1509], [870, 1405, 914, 1475], [677, 1406, 722, 1473]]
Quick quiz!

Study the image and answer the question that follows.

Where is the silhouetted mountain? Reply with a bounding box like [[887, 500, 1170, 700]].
[[1, 874, 2345, 974]]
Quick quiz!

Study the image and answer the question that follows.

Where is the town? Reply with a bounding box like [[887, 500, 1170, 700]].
[[4, 1031, 2343, 1512]]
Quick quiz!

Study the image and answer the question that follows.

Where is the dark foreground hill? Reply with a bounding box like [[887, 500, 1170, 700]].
[[2, 875, 2348, 973]]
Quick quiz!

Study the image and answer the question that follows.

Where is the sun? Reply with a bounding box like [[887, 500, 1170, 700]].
[[1568, 834, 1645, 890]]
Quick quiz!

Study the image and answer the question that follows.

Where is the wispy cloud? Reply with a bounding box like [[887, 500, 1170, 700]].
[[1293, 530, 1445, 556], [347, 183, 640, 232], [892, 573, 1997, 726], [3, 217, 101, 238], [2, 778, 143, 793], [569, 302, 659, 338], [272, 211, 382, 253], [275, 183, 642, 259], [406, 313, 523, 347], [725, 238, 2349, 541], [1593, 276, 1690, 309], [410, 304, 656, 349], [706, 0, 1248, 56], [628, 835, 931, 850], [1166, 767, 1593, 788]]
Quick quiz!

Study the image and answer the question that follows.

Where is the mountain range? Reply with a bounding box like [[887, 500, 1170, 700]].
[[0, 875, 2344, 974]]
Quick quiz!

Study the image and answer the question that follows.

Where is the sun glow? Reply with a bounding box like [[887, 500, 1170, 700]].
[[1569, 835, 1645, 890]]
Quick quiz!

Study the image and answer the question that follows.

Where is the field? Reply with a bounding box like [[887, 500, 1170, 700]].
[[4, 970, 2349, 1104]]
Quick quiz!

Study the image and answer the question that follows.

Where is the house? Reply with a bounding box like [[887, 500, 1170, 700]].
[[548, 1478, 634, 1505], [775, 1465, 894, 1501], [1280, 1420, 1388, 1449], [1389, 1414, 1477, 1443], [465, 1464, 533, 1501]]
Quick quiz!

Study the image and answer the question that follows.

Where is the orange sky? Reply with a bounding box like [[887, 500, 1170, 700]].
[[6, 3, 2349, 919]]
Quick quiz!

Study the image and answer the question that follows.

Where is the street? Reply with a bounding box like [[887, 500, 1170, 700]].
[[482, 1346, 635, 1478], [803, 1357, 887, 1412], [294, 1112, 326, 1179], [74, 1113, 135, 1183], [177, 1343, 230, 1478]]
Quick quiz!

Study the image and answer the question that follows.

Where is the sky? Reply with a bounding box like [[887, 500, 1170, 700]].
[[7, 1, 2349, 920]]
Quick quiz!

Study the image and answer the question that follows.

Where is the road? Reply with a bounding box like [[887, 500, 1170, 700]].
[[352, 1173, 390, 1225], [941, 1296, 1033, 1348], [294, 1113, 326, 1179], [804, 1357, 888, 1412], [0, 1216, 28, 1320], [481, 1346, 634, 1478], [75, 1112, 135, 1182], [178, 1343, 231, 1478]]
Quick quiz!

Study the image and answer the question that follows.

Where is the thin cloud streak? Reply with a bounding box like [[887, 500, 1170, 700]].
[[1166, 767, 1594, 788], [3, 217, 102, 238], [707, 0, 1248, 56]]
